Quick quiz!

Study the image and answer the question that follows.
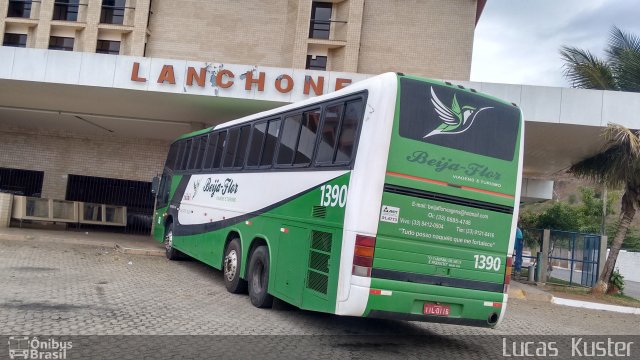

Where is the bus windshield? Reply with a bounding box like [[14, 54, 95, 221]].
[[389, 77, 522, 197]]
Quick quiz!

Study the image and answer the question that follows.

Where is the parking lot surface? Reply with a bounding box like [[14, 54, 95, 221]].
[[0, 239, 638, 358]]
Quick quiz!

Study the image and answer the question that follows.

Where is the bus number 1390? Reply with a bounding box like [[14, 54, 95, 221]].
[[320, 184, 348, 207]]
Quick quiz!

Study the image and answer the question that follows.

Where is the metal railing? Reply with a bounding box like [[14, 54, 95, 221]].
[[308, 18, 347, 40]]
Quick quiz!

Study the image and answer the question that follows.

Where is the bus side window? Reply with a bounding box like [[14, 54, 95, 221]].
[[156, 171, 171, 208], [165, 142, 180, 171], [179, 139, 192, 171], [174, 141, 185, 171], [233, 125, 251, 168], [188, 135, 207, 170], [293, 109, 321, 165], [276, 114, 302, 166], [335, 99, 362, 163], [203, 133, 217, 170], [261, 119, 281, 167], [223, 128, 240, 169], [247, 122, 267, 167], [213, 131, 227, 169], [316, 103, 344, 164]]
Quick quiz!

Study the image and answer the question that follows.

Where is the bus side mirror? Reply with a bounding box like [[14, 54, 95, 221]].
[[151, 176, 160, 195]]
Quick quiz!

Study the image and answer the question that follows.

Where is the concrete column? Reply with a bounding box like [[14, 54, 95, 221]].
[[0, 193, 13, 228], [598, 235, 608, 280], [342, 0, 364, 72], [80, 0, 102, 53], [291, 0, 313, 69], [539, 229, 551, 284], [0, 0, 8, 37], [129, 0, 151, 56], [33, 0, 54, 49]]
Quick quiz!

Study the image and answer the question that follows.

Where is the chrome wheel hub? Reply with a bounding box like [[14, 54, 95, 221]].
[[224, 250, 238, 282], [164, 230, 173, 251]]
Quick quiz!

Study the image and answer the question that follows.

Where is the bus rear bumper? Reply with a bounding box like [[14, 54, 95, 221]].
[[367, 310, 491, 327], [364, 279, 506, 328]]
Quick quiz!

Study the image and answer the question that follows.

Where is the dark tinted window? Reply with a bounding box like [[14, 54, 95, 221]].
[[276, 114, 302, 166], [261, 119, 281, 167], [398, 78, 520, 161], [335, 100, 362, 163], [293, 110, 321, 165], [175, 141, 186, 170], [180, 139, 192, 170], [316, 103, 343, 163], [96, 40, 120, 55], [48, 36, 74, 51], [223, 128, 240, 168], [165, 142, 179, 170], [234, 125, 250, 167], [101, 0, 126, 24], [7, 0, 32, 18], [2, 33, 27, 47], [306, 55, 327, 71], [52, 0, 80, 21], [188, 136, 207, 170], [309, 2, 332, 39], [204, 131, 226, 170], [247, 122, 267, 167]]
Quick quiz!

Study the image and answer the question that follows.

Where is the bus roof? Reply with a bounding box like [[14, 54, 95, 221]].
[[171, 72, 517, 143]]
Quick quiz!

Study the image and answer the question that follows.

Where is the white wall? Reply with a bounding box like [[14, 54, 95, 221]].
[[607, 249, 640, 283]]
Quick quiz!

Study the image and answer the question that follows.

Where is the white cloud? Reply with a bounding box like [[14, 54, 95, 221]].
[[471, 0, 640, 87]]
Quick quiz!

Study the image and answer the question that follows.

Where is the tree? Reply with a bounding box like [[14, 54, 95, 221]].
[[568, 125, 640, 294], [560, 27, 640, 293]]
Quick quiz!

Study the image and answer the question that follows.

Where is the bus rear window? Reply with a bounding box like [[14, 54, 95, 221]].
[[398, 78, 520, 161]]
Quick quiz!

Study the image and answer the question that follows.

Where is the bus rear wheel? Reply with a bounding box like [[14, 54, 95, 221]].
[[223, 238, 248, 294], [248, 245, 273, 308]]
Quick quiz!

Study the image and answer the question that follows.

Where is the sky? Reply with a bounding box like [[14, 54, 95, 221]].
[[470, 0, 640, 87]]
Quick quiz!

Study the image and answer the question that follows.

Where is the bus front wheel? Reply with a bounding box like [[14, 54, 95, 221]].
[[223, 238, 248, 294], [248, 245, 273, 308], [164, 222, 182, 261]]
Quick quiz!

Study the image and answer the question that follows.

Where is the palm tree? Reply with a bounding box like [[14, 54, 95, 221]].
[[560, 26, 640, 294], [568, 126, 640, 294]]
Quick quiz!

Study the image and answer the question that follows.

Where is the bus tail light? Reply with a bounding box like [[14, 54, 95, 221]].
[[503, 256, 513, 293], [352, 235, 376, 277]]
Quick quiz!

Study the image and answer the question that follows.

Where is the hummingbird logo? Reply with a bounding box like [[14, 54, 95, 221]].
[[424, 87, 492, 138], [193, 179, 201, 198]]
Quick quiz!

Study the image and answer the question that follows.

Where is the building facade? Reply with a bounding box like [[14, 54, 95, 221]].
[[1, 0, 482, 79], [0, 0, 486, 233]]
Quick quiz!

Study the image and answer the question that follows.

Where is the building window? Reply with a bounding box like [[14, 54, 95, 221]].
[[52, 0, 80, 21], [96, 40, 120, 55], [306, 55, 327, 71], [309, 2, 332, 39], [48, 36, 74, 51], [7, 0, 32, 18], [3, 33, 27, 47], [100, 0, 126, 25]]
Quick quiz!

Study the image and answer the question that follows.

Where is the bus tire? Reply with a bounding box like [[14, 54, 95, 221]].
[[248, 245, 273, 308], [164, 222, 182, 261], [223, 238, 248, 294]]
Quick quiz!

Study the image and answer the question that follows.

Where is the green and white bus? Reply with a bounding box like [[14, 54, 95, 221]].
[[152, 72, 523, 327]]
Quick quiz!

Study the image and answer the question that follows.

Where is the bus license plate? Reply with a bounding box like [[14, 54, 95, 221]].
[[424, 304, 450, 316]]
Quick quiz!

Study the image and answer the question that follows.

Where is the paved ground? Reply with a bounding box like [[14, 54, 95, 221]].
[[0, 238, 638, 358]]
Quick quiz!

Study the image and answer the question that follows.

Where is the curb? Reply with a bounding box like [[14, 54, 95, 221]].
[[551, 296, 640, 315], [115, 243, 164, 257]]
